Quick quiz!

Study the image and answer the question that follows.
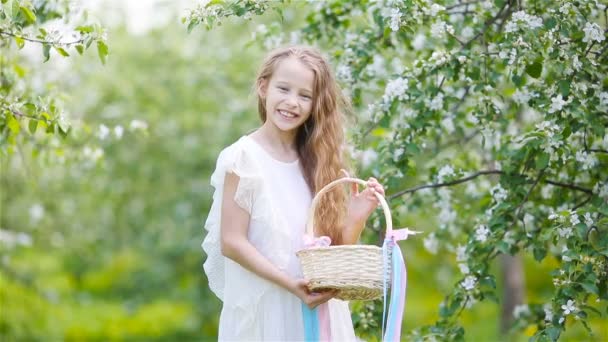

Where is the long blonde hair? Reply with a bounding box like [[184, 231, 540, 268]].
[[255, 46, 351, 245]]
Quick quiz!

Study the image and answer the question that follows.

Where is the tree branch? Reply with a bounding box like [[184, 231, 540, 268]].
[[388, 169, 594, 200], [446, 0, 483, 10], [544, 180, 593, 195], [0, 30, 85, 46], [388, 170, 502, 200]]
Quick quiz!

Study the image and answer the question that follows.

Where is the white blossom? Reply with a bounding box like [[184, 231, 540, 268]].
[[572, 55, 582, 70], [456, 245, 467, 262], [458, 263, 470, 274], [393, 147, 405, 162], [569, 211, 580, 226], [548, 94, 568, 113], [83, 146, 104, 162], [583, 22, 605, 43], [491, 184, 508, 202], [523, 213, 535, 227], [0, 230, 33, 248], [437, 165, 455, 182], [441, 116, 455, 133], [427, 3, 445, 16], [29, 204, 45, 223], [388, 8, 401, 31], [461, 27, 474, 39], [594, 182, 608, 199], [562, 246, 572, 262], [336, 64, 353, 83], [461, 275, 477, 291], [114, 125, 124, 139], [504, 11, 543, 33], [423, 233, 439, 254], [513, 304, 530, 318], [561, 300, 577, 315], [575, 150, 598, 170], [475, 224, 490, 242], [557, 227, 573, 239], [98, 124, 110, 140], [544, 304, 554, 322], [584, 213, 594, 227], [412, 33, 426, 50], [430, 21, 454, 38], [129, 119, 148, 131], [598, 92, 608, 108], [429, 93, 444, 110], [513, 88, 533, 105], [383, 77, 409, 103], [429, 50, 450, 67]]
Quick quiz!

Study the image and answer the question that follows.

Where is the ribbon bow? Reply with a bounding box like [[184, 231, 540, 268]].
[[381, 227, 421, 342], [302, 235, 332, 249]]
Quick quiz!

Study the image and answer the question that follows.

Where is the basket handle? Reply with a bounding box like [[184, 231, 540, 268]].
[[305, 177, 393, 238]]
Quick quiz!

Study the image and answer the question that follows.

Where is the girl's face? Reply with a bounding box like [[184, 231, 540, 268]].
[[262, 57, 314, 134]]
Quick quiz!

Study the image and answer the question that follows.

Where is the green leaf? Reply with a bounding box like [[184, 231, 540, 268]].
[[533, 246, 546, 261], [14, 36, 24, 49], [545, 17, 557, 30], [42, 43, 50, 62], [75, 25, 94, 33], [512, 74, 525, 87], [525, 61, 543, 78], [406, 143, 420, 155], [13, 64, 25, 77], [28, 119, 37, 134], [558, 80, 570, 97], [19, 5, 36, 23], [75, 44, 84, 55], [54, 46, 70, 57], [536, 152, 549, 169], [581, 281, 599, 295], [546, 326, 560, 341], [97, 40, 108, 64], [7, 114, 20, 134]]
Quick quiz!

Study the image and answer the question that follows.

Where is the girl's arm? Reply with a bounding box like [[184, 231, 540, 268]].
[[220, 172, 335, 308]]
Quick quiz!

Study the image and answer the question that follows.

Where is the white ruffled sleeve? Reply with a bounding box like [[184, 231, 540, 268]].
[[202, 139, 264, 301]]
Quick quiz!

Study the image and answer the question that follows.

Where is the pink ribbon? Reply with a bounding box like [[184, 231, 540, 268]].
[[302, 235, 332, 248]]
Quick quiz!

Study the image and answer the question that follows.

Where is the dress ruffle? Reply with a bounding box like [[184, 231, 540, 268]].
[[202, 137, 291, 313]]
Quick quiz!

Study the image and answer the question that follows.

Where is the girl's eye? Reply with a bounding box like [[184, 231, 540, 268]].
[[301, 95, 312, 100], [278, 87, 288, 92]]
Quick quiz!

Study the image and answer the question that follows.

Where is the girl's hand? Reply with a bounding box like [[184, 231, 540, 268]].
[[346, 175, 385, 227], [289, 278, 337, 309]]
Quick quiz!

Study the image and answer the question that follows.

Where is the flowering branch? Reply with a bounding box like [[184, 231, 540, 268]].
[[0, 30, 85, 46], [388, 170, 594, 200]]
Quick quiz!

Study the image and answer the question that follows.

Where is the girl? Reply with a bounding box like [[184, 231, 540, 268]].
[[202, 45, 384, 341]]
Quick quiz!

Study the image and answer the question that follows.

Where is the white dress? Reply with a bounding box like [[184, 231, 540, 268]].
[[202, 135, 357, 341]]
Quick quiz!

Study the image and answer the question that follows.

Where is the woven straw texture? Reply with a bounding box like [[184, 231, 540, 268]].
[[297, 177, 394, 301], [296, 245, 392, 300]]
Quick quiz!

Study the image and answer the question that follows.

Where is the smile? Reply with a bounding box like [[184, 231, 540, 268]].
[[278, 109, 299, 119]]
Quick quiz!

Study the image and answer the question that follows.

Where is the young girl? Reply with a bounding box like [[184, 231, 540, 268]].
[[202, 45, 384, 341]]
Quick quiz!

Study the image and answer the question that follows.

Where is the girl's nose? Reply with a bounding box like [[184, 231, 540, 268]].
[[286, 94, 298, 107]]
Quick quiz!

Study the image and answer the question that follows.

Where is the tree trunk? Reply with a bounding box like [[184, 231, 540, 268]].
[[500, 253, 526, 334]]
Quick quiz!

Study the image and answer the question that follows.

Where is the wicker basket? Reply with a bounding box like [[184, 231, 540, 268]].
[[296, 177, 393, 301]]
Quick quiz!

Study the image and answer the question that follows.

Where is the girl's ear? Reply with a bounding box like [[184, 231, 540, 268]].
[[257, 78, 268, 99]]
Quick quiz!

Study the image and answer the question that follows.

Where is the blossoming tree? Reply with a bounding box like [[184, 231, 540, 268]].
[[187, 0, 607, 340]]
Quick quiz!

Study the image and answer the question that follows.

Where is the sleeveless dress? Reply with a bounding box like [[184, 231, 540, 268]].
[[202, 135, 357, 341]]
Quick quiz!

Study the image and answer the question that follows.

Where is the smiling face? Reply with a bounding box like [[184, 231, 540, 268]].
[[260, 57, 315, 134]]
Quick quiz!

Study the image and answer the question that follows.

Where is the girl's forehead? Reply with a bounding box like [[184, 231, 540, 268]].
[[272, 57, 314, 90]]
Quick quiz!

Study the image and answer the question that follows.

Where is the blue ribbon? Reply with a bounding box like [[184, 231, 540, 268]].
[[301, 302, 319, 341]]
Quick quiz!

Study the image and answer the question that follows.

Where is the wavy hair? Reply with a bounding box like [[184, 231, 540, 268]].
[[255, 45, 351, 245]]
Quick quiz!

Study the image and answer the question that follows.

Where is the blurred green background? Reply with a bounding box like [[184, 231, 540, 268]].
[[1, 1, 606, 341]]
